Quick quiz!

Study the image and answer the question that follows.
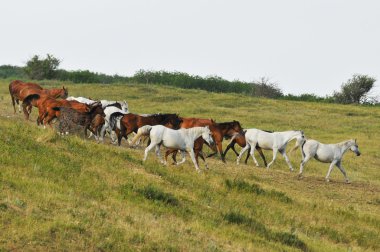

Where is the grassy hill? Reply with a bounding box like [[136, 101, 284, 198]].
[[0, 80, 379, 251]]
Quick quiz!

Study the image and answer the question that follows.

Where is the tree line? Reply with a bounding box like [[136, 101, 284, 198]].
[[0, 54, 377, 104]]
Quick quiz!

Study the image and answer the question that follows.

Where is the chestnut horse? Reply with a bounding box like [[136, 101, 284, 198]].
[[9, 80, 42, 114], [23, 94, 89, 127], [178, 118, 244, 163], [223, 132, 268, 166], [10, 80, 68, 119], [109, 112, 183, 146]]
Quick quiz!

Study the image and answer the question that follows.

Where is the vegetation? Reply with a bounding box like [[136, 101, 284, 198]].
[[0, 80, 379, 251], [333, 74, 377, 104], [2, 54, 379, 104], [24, 54, 61, 80]]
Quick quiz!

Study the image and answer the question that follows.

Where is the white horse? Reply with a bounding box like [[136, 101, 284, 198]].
[[299, 139, 361, 183], [237, 129, 304, 171], [131, 125, 214, 172], [67, 96, 129, 111], [98, 107, 129, 143], [66, 96, 95, 105]]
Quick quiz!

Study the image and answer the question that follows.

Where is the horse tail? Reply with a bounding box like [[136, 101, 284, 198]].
[[109, 112, 125, 130], [289, 136, 306, 154], [130, 125, 152, 146], [301, 139, 307, 159]]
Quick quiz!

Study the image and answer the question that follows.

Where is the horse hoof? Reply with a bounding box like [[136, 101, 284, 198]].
[[298, 174, 303, 179], [345, 180, 351, 184], [325, 178, 330, 183]]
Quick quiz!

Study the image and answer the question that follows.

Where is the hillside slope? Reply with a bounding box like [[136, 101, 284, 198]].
[[1, 80, 379, 251]]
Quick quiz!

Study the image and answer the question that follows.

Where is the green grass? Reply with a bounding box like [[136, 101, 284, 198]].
[[0, 80, 379, 251]]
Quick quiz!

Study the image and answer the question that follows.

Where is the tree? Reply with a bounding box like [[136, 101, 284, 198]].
[[334, 74, 376, 104], [252, 77, 284, 98], [24, 54, 61, 80]]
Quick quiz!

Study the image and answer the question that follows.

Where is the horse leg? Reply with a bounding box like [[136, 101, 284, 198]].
[[298, 154, 312, 179], [267, 148, 278, 169], [256, 146, 267, 167], [165, 149, 176, 165], [336, 161, 350, 183], [237, 144, 250, 165], [143, 142, 156, 162], [22, 102, 30, 120], [215, 140, 225, 162], [325, 160, 338, 182], [249, 146, 260, 167], [244, 146, 250, 164], [188, 149, 200, 172], [155, 145, 165, 164], [280, 149, 294, 171], [17, 99, 21, 113], [199, 151, 208, 169], [175, 150, 186, 165], [10, 94, 16, 114], [99, 124, 108, 142]]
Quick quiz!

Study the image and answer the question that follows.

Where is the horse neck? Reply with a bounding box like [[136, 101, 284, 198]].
[[48, 89, 64, 98], [187, 127, 204, 140], [338, 140, 354, 154], [283, 131, 301, 142], [217, 122, 239, 136]]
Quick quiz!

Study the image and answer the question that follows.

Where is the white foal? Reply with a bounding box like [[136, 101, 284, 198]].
[[299, 139, 361, 183], [237, 129, 304, 171], [132, 125, 214, 172]]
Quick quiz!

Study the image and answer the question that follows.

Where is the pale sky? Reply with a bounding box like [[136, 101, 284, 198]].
[[1, 0, 379, 96]]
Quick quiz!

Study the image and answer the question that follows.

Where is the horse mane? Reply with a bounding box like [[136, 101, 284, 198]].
[[104, 102, 122, 109]]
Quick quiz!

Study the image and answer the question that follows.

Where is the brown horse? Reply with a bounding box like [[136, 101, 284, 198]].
[[9, 80, 42, 113], [10, 80, 68, 119], [23, 94, 90, 127], [223, 132, 268, 166], [21, 87, 68, 119], [110, 112, 183, 146], [54, 102, 105, 137], [178, 118, 244, 163]]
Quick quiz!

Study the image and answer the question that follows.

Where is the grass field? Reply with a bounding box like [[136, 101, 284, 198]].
[[0, 79, 379, 251]]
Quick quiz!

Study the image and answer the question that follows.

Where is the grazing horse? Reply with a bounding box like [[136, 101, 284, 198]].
[[54, 102, 105, 137], [179, 118, 244, 162], [299, 139, 361, 183], [9, 80, 42, 113], [111, 113, 183, 146], [237, 129, 304, 171], [131, 125, 214, 172], [223, 132, 268, 166]]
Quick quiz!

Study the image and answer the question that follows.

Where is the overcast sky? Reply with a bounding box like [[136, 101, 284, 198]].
[[1, 0, 379, 96]]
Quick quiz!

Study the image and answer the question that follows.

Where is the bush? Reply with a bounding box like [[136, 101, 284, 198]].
[[24, 54, 60, 80], [333, 74, 377, 104]]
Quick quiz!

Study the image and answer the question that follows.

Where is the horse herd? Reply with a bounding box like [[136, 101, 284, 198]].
[[9, 80, 361, 183]]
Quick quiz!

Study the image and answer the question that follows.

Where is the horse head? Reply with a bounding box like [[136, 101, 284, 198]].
[[232, 120, 244, 134], [350, 139, 361, 156], [61, 86, 69, 99], [89, 102, 105, 117], [164, 114, 182, 129], [201, 126, 214, 146]]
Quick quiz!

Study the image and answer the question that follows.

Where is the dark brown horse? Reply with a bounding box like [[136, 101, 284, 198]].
[[178, 118, 244, 162], [110, 112, 183, 146], [223, 132, 268, 166], [54, 102, 105, 137]]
